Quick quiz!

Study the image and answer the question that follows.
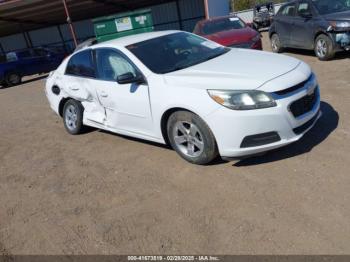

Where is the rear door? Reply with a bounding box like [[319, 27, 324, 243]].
[[289, 1, 316, 48], [64, 49, 106, 124], [274, 3, 297, 46]]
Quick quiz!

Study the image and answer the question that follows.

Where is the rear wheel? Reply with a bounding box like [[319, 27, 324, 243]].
[[63, 99, 85, 135], [271, 33, 284, 53], [167, 111, 219, 165], [5, 72, 21, 86], [315, 34, 335, 61]]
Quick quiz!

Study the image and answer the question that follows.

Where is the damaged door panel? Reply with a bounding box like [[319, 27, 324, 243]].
[[92, 48, 153, 136], [63, 75, 106, 124]]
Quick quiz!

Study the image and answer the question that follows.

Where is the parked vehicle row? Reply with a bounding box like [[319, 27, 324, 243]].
[[0, 47, 66, 88], [46, 31, 321, 165], [269, 0, 350, 60]]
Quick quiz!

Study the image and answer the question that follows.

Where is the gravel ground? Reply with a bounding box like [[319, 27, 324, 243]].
[[0, 33, 349, 255]]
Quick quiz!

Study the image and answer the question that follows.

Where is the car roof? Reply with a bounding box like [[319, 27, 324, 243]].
[[92, 30, 180, 49]]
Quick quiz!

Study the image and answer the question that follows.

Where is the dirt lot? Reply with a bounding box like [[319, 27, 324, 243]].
[[0, 33, 350, 255]]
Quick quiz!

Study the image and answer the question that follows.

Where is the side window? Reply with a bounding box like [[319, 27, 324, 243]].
[[66, 50, 95, 78], [95, 49, 137, 82], [17, 50, 32, 59], [6, 52, 18, 62], [280, 4, 296, 16], [297, 2, 311, 16]]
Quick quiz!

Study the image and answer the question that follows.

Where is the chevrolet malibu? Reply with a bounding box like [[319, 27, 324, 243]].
[[45, 31, 321, 165]]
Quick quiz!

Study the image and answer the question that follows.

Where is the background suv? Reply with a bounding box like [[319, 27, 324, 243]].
[[269, 0, 350, 60]]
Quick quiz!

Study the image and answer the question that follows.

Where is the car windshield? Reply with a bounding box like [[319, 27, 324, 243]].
[[312, 0, 350, 15], [202, 18, 246, 35], [126, 32, 230, 74]]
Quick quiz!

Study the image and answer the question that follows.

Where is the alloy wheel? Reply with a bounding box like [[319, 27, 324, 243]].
[[173, 121, 204, 158], [316, 39, 327, 58], [65, 105, 78, 131]]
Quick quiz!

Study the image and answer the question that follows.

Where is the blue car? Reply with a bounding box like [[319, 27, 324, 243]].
[[0, 47, 66, 88]]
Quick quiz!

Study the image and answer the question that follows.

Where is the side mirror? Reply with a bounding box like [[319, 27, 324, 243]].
[[117, 72, 145, 85]]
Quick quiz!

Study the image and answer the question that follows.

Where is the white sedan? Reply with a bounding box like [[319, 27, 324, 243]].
[[45, 30, 321, 165]]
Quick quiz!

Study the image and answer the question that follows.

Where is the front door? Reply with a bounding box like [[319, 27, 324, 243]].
[[91, 48, 154, 137]]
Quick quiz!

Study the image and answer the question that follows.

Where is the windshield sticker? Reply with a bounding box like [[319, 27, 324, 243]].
[[229, 17, 239, 22], [201, 41, 221, 49], [115, 17, 133, 32]]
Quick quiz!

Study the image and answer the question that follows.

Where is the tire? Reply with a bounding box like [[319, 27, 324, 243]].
[[0, 82, 8, 89], [167, 111, 219, 165], [314, 34, 335, 61], [271, 33, 284, 53], [62, 99, 85, 135], [5, 72, 21, 86]]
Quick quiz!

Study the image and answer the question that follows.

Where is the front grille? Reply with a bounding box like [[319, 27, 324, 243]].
[[290, 88, 319, 118], [275, 74, 313, 96]]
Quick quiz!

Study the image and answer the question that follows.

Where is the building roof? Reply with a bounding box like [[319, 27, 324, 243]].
[[94, 30, 179, 48], [0, 0, 174, 37]]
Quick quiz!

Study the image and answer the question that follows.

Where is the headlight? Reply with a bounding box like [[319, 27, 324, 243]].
[[329, 21, 350, 30], [208, 90, 277, 110]]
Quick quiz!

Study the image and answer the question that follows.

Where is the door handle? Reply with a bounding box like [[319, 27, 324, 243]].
[[100, 91, 108, 98], [69, 86, 79, 91]]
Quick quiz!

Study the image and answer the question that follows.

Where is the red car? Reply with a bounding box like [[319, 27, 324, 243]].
[[193, 16, 262, 50]]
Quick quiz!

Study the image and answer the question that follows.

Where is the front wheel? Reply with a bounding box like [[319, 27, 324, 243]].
[[271, 34, 284, 53], [167, 111, 219, 165], [315, 35, 335, 61], [63, 99, 85, 135]]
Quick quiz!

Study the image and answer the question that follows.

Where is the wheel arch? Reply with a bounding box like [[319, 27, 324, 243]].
[[160, 107, 193, 145], [269, 28, 277, 39], [58, 97, 71, 117], [313, 31, 333, 47]]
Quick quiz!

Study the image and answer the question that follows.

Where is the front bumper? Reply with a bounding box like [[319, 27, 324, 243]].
[[205, 84, 321, 158], [330, 32, 350, 51]]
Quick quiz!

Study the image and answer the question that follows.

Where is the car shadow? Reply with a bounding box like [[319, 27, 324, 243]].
[[283, 48, 350, 60], [233, 101, 338, 167], [98, 129, 171, 150], [0, 74, 48, 89]]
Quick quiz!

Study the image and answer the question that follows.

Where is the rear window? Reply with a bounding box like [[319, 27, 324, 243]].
[[202, 17, 246, 35], [65, 50, 95, 78]]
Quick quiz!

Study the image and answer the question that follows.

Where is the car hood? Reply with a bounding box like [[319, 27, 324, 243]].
[[163, 49, 301, 91], [324, 10, 350, 21], [205, 27, 257, 45]]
